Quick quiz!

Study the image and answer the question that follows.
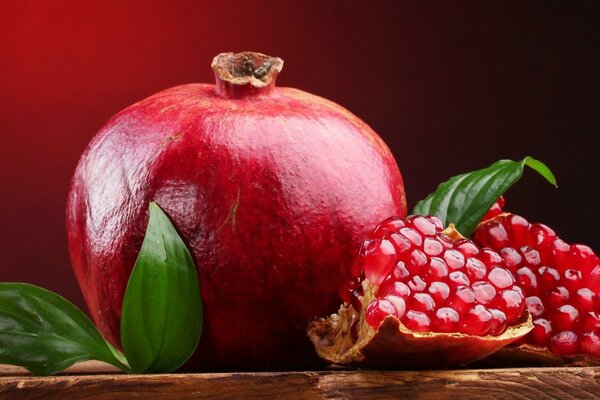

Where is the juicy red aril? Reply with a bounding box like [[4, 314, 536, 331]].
[[549, 331, 579, 355], [354, 215, 523, 337], [482, 221, 510, 249], [460, 305, 492, 335], [455, 239, 480, 257], [473, 210, 600, 357], [472, 282, 497, 305], [411, 293, 436, 312], [552, 305, 579, 331], [427, 257, 449, 279], [494, 289, 525, 320], [563, 269, 583, 291], [466, 258, 487, 280], [365, 299, 396, 329], [545, 286, 570, 309], [499, 247, 522, 271], [373, 217, 406, 238], [402, 310, 431, 332], [574, 288, 598, 312], [423, 237, 444, 256], [399, 227, 423, 247], [489, 309, 508, 335], [444, 249, 465, 270], [433, 307, 459, 332], [528, 223, 556, 248], [580, 332, 600, 357], [488, 267, 514, 289], [409, 216, 438, 236], [526, 296, 545, 317], [362, 239, 396, 285], [530, 318, 552, 346], [428, 282, 450, 304], [378, 280, 411, 298]]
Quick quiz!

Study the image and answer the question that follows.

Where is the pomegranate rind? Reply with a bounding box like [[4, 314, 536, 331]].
[[483, 344, 600, 367], [308, 303, 533, 368]]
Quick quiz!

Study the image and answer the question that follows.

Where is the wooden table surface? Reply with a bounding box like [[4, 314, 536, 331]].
[[1, 361, 599, 399]]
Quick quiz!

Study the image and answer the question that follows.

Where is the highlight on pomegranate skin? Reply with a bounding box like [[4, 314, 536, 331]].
[[474, 201, 600, 357], [342, 215, 526, 337]]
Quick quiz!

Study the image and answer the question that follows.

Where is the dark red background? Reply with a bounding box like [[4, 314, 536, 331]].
[[1, 1, 598, 310]]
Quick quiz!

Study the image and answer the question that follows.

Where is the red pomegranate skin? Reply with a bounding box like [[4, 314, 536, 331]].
[[66, 52, 406, 370]]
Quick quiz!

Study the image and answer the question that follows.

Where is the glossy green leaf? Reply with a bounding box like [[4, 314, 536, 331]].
[[0, 283, 129, 375], [413, 157, 556, 236], [120, 202, 202, 373]]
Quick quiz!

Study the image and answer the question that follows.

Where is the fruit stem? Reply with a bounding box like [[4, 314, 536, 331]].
[[211, 52, 283, 99]]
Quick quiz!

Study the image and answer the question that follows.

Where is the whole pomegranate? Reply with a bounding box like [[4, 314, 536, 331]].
[[66, 52, 406, 370]]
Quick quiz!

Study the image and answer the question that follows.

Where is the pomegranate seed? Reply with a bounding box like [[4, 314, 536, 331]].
[[407, 249, 428, 275], [573, 288, 597, 312], [426, 257, 449, 279], [411, 293, 436, 313], [483, 201, 503, 220], [537, 266, 560, 291], [388, 233, 412, 254], [485, 221, 510, 249], [460, 305, 492, 335], [428, 281, 450, 304], [423, 237, 444, 256], [449, 286, 476, 315], [487, 267, 514, 289], [528, 223, 556, 248], [403, 310, 431, 332], [373, 216, 405, 238], [499, 247, 522, 271], [409, 215, 438, 236], [552, 304, 579, 331], [427, 216, 444, 231], [505, 214, 529, 247], [408, 276, 427, 292], [581, 312, 600, 332], [549, 331, 579, 355], [437, 233, 454, 249], [488, 309, 507, 335], [433, 307, 459, 332], [515, 267, 538, 291], [378, 281, 411, 298], [443, 249, 466, 270], [466, 257, 487, 280], [580, 332, 600, 357], [455, 239, 480, 257], [362, 239, 397, 285], [399, 227, 423, 247], [392, 261, 410, 280], [526, 296, 545, 317], [529, 318, 552, 346], [494, 289, 525, 320], [479, 248, 503, 267], [520, 246, 541, 266], [339, 279, 357, 304], [448, 271, 470, 286], [473, 282, 497, 305], [384, 295, 407, 318], [545, 286, 570, 310], [544, 238, 570, 268], [563, 269, 583, 291], [365, 299, 396, 328], [569, 244, 597, 273]]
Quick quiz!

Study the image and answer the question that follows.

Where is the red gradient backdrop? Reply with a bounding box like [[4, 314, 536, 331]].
[[1, 1, 598, 310]]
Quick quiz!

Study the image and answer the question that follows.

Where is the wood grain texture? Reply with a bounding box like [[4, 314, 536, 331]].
[[1, 362, 599, 400]]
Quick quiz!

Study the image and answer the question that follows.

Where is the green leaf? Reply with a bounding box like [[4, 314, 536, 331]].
[[120, 202, 202, 373], [0, 283, 129, 375], [413, 157, 556, 236]]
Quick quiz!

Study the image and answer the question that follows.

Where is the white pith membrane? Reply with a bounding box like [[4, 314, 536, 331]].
[[308, 224, 534, 368]]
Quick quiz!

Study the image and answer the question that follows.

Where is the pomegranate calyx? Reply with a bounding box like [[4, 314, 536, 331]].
[[212, 51, 283, 98]]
